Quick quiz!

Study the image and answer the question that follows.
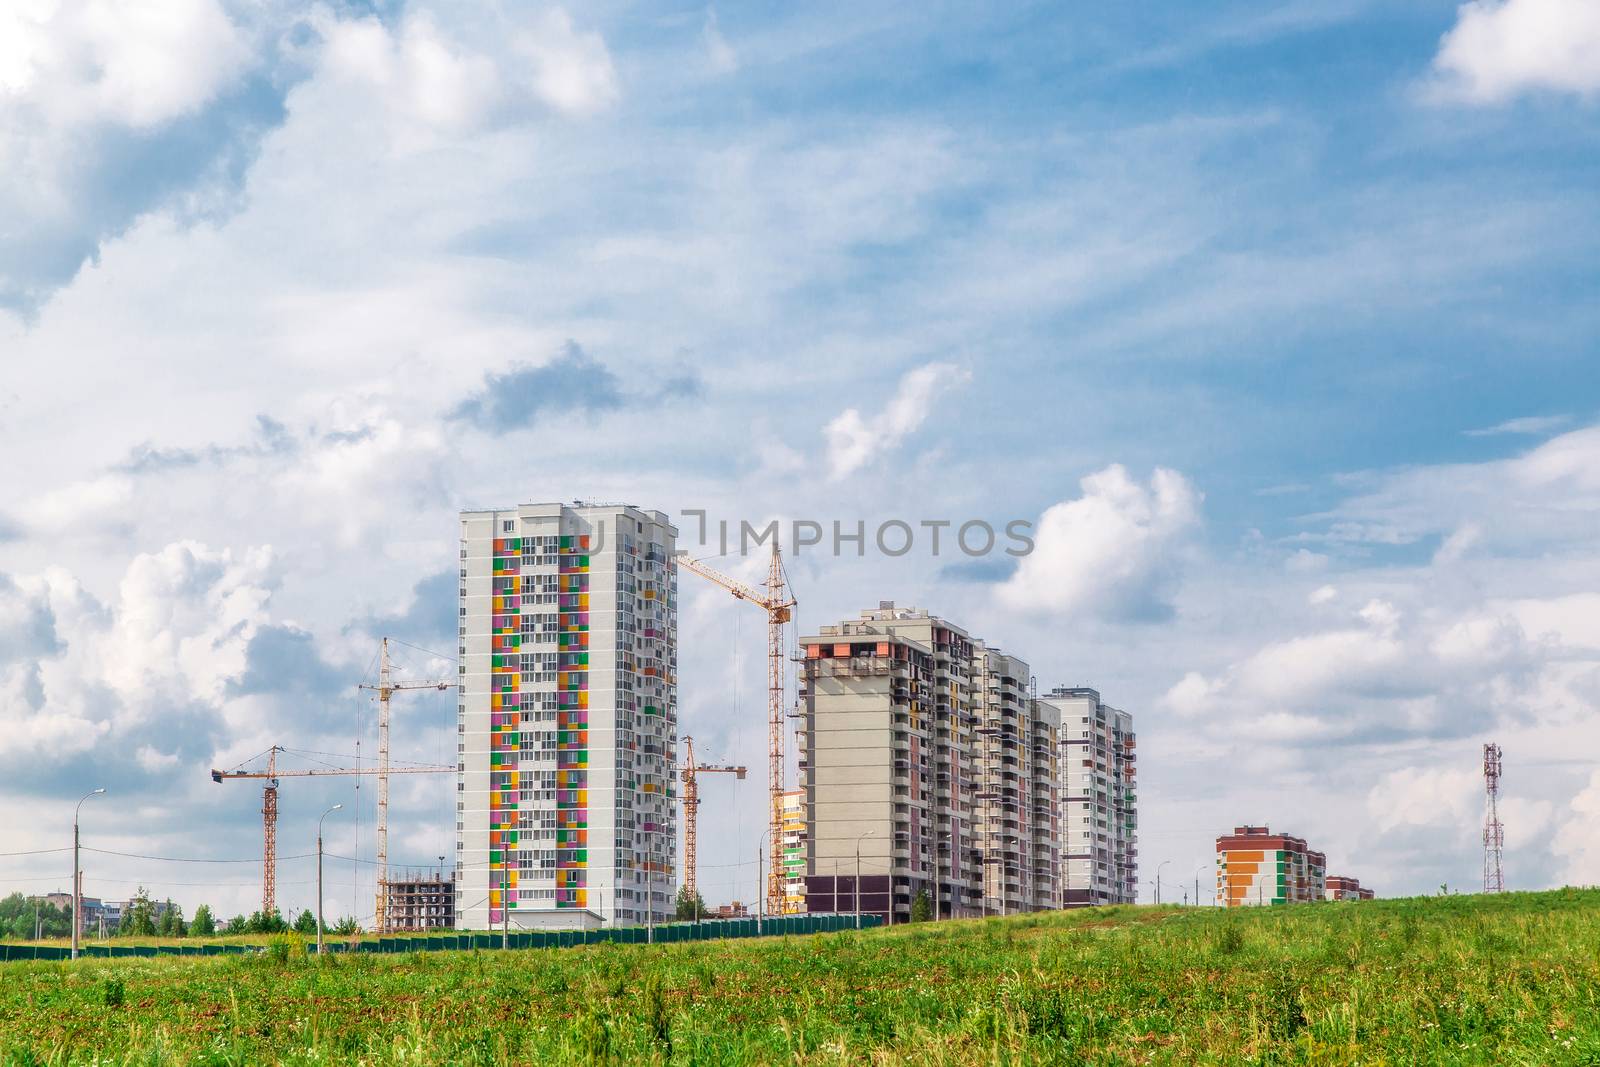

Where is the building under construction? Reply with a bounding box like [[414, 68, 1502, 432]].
[[383, 869, 457, 931], [797, 604, 1072, 922]]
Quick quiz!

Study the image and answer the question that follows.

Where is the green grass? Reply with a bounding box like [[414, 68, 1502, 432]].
[[2, 889, 1598, 1065]]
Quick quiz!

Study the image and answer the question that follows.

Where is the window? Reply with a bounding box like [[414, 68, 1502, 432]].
[[502, 520, 515, 532]]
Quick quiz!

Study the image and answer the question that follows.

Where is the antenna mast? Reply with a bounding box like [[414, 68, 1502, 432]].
[[1483, 742, 1504, 893]]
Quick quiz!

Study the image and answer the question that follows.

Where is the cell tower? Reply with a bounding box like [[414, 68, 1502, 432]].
[[1482, 742, 1504, 893]]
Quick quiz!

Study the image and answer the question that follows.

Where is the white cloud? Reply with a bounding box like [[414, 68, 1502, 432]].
[[0, 0, 247, 129], [513, 8, 620, 116], [703, 8, 738, 74], [22, 476, 133, 534], [1367, 766, 1480, 834], [823, 361, 971, 479], [1430, 0, 1600, 104], [1553, 770, 1600, 885], [1464, 413, 1572, 437], [316, 11, 504, 137], [1433, 522, 1481, 565], [1285, 548, 1328, 572], [0, 542, 273, 763], [1308, 584, 1338, 605], [996, 465, 1201, 618]]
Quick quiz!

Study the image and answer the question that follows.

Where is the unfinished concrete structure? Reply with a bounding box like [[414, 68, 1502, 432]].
[[383, 870, 457, 931]]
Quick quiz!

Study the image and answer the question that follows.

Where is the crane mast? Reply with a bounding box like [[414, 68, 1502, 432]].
[[357, 637, 453, 932], [674, 541, 794, 915], [679, 735, 747, 899]]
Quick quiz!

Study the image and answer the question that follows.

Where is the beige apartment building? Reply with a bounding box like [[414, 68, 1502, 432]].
[[797, 604, 1063, 922]]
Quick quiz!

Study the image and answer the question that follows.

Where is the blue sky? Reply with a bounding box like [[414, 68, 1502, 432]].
[[1, 0, 1598, 920]]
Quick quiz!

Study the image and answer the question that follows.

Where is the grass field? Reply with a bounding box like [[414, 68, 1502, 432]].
[[2, 888, 1597, 1065]]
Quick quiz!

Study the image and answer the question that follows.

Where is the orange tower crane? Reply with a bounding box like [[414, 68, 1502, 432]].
[[675, 541, 794, 914], [679, 735, 746, 900], [210, 745, 451, 920]]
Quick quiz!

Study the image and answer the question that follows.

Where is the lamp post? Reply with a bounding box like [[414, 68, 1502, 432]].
[[71, 788, 106, 961], [1195, 862, 1210, 908], [854, 830, 875, 930], [757, 828, 772, 936], [317, 804, 342, 955], [1155, 860, 1171, 906]]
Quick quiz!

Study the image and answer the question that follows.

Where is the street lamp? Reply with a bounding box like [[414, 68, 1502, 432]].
[[317, 804, 342, 955], [71, 788, 106, 961], [854, 830, 875, 929], [1155, 860, 1171, 906], [1194, 862, 1211, 908], [757, 828, 773, 936]]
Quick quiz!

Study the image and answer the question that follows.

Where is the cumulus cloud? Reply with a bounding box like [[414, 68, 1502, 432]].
[[0, 0, 267, 311], [824, 362, 971, 480], [1429, 0, 1600, 104], [1554, 770, 1600, 885], [1367, 765, 1480, 834], [1160, 597, 1544, 743], [0, 0, 247, 128], [0, 542, 273, 765], [996, 465, 1200, 620]]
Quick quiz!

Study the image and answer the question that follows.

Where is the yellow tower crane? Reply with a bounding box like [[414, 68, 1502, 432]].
[[357, 637, 454, 932], [679, 735, 746, 903], [675, 541, 794, 915]]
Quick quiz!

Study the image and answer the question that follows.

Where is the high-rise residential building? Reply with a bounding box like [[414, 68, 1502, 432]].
[[1215, 825, 1327, 906], [797, 604, 1066, 922], [798, 604, 980, 922], [1324, 875, 1374, 901], [974, 647, 1061, 913], [457, 502, 678, 930], [780, 790, 806, 913], [1041, 687, 1137, 906]]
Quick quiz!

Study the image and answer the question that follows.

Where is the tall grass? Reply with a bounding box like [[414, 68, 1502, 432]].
[[1, 888, 1597, 1065]]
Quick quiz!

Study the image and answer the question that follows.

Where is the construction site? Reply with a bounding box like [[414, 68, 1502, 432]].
[[37, 500, 1530, 935]]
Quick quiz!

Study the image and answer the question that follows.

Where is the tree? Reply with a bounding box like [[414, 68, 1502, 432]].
[[158, 900, 186, 938], [190, 905, 216, 937], [911, 889, 932, 923], [120, 889, 158, 937], [224, 914, 248, 935], [293, 909, 317, 935], [247, 909, 288, 934], [674, 886, 708, 921], [333, 916, 360, 936]]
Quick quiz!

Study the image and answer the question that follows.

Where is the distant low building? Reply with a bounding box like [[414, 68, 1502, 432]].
[[1216, 825, 1326, 906], [713, 902, 750, 919], [1325, 875, 1374, 901]]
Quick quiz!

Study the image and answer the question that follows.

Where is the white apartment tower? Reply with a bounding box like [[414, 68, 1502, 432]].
[[1041, 687, 1137, 906], [457, 502, 677, 929]]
